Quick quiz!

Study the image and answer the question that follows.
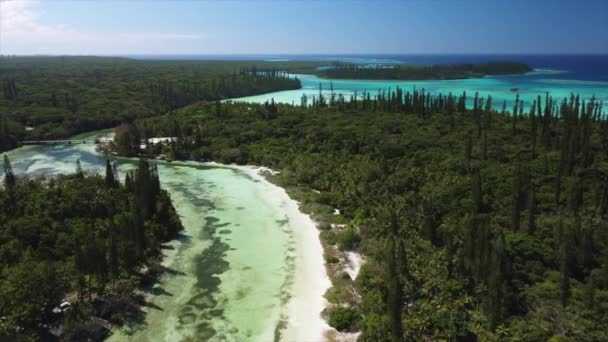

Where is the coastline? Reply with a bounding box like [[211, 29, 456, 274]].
[[206, 162, 333, 341], [206, 162, 367, 341], [5, 139, 335, 341]]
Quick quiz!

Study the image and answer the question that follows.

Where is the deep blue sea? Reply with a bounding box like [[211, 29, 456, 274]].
[[126, 54, 608, 81], [125, 54, 608, 111]]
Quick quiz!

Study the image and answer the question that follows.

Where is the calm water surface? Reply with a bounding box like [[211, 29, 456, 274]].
[[226, 54, 608, 112], [3, 138, 328, 342]]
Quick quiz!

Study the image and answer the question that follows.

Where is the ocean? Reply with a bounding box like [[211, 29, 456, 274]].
[[168, 54, 608, 111]]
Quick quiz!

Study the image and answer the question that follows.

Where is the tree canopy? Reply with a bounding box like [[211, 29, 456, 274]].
[[0, 157, 183, 340], [131, 90, 608, 340]]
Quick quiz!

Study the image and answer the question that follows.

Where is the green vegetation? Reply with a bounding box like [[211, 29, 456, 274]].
[[313, 61, 532, 80], [0, 156, 183, 340], [0, 56, 301, 147], [0, 56, 531, 154], [335, 226, 361, 251], [128, 89, 607, 340], [0, 116, 24, 153], [328, 306, 360, 331], [2, 55, 605, 340]]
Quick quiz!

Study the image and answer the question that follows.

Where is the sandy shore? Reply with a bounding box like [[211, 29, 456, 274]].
[[216, 163, 333, 341], [9, 138, 335, 341], [345, 251, 364, 281]]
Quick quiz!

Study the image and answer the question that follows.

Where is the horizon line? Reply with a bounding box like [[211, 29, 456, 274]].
[[2, 53, 608, 57]]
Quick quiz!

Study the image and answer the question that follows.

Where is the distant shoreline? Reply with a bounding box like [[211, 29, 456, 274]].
[[305, 62, 532, 81]]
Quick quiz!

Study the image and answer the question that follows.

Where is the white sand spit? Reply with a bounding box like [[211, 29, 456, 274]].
[[221, 164, 332, 341], [345, 251, 364, 281]]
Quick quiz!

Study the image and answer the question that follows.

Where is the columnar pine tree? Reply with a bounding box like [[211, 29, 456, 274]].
[[472, 167, 482, 213], [527, 188, 536, 234], [75, 159, 84, 179], [512, 165, 522, 231], [3, 154, 15, 189], [512, 94, 520, 136]]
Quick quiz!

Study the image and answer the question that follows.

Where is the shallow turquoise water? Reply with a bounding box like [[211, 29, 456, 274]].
[[231, 71, 608, 112], [3, 142, 329, 341]]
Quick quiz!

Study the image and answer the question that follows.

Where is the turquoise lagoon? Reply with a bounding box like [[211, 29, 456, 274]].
[[230, 71, 608, 112]]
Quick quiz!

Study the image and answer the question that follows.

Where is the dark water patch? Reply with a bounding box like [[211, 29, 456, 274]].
[[285, 255, 295, 263], [201, 216, 231, 239], [116, 304, 148, 336], [47, 145, 102, 165], [278, 253, 295, 306], [235, 286, 251, 300], [235, 223, 241, 227], [194, 238, 230, 292], [273, 315, 289, 342], [278, 281, 294, 306], [190, 197, 216, 209], [275, 218, 289, 226], [205, 216, 220, 224], [236, 206, 245, 210], [178, 312, 197, 325], [163, 265, 187, 276], [145, 286, 173, 297], [25, 167, 61, 177], [213, 222, 230, 229], [234, 170, 256, 181], [175, 233, 192, 244], [177, 286, 227, 340], [277, 226, 297, 312], [151, 160, 235, 173], [9, 157, 37, 175], [195, 323, 217, 340], [208, 309, 223, 317], [142, 301, 163, 311], [218, 229, 232, 235], [171, 184, 217, 210], [186, 291, 218, 311]]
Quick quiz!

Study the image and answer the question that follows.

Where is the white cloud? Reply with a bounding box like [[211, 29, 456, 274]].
[[0, 0, 206, 54]]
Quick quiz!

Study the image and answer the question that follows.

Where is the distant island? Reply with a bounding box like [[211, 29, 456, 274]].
[[309, 61, 532, 80]]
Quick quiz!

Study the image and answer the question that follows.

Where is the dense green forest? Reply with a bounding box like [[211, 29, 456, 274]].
[[0, 156, 183, 340], [313, 62, 532, 80], [0, 56, 302, 145], [123, 89, 608, 341], [0, 116, 24, 153], [0, 56, 531, 154]]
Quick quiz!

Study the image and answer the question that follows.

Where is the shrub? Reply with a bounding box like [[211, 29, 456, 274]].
[[336, 227, 361, 250], [328, 306, 359, 331], [320, 231, 336, 245], [325, 255, 340, 264]]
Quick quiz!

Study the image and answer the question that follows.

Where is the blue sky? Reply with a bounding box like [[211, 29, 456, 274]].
[[1, 0, 607, 55]]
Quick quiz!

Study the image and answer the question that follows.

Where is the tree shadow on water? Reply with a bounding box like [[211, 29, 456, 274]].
[[141, 300, 164, 311], [176, 233, 192, 243], [163, 266, 186, 276], [144, 285, 174, 297]]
